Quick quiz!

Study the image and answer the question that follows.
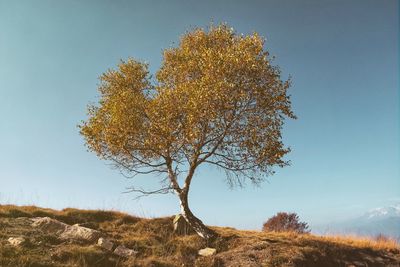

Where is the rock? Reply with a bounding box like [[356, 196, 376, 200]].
[[60, 224, 101, 242], [198, 247, 217, 257], [31, 217, 102, 243], [113, 245, 138, 257], [8, 237, 25, 246], [31, 217, 69, 234], [173, 214, 195, 235], [97, 237, 114, 251]]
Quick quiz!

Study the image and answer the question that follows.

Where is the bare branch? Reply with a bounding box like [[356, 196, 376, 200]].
[[123, 186, 173, 200], [203, 160, 259, 172]]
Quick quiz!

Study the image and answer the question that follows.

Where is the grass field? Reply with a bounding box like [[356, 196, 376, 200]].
[[0, 205, 399, 267]]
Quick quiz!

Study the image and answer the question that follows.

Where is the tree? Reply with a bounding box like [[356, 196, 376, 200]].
[[79, 24, 296, 241], [262, 212, 310, 234]]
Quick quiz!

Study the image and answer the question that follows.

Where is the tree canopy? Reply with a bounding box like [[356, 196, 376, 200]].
[[80, 24, 295, 240]]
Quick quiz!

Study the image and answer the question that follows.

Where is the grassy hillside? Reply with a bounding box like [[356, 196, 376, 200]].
[[0, 205, 399, 267]]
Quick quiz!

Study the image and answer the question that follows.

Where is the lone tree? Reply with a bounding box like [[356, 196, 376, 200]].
[[262, 212, 310, 234], [80, 24, 295, 241]]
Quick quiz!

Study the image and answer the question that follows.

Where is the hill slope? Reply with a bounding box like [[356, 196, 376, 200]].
[[0, 205, 399, 267]]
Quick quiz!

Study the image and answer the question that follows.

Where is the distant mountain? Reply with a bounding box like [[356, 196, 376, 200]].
[[315, 204, 400, 240], [361, 205, 400, 220]]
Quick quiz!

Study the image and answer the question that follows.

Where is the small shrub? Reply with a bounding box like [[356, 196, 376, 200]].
[[262, 212, 310, 234]]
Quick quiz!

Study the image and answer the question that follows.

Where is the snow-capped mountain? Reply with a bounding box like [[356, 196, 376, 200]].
[[362, 204, 400, 220], [314, 204, 400, 240]]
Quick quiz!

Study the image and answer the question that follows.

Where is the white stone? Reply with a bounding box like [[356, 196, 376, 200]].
[[31, 217, 102, 243], [8, 237, 25, 246], [97, 237, 114, 251], [31, 217, 68, 234], [198, 247, 217, 257], [113, 245, 138, 257], [60, 224, 101, 242]]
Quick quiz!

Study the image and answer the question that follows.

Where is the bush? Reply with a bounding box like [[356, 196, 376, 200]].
[[262, 212, 310, 234]]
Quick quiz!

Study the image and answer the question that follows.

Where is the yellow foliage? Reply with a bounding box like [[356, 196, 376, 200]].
[[79, 23, 295, 187]]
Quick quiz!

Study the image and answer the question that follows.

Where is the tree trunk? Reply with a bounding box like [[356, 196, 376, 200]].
[[179, 192, 218, 241]]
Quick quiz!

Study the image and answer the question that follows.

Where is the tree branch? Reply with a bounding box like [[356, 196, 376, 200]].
[[123, 186, 173, 200]]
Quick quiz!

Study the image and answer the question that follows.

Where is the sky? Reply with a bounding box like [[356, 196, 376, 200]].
[[0, 0, 398, 230]]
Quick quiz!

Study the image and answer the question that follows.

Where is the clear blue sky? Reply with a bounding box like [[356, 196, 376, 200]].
[[0, 0, 398, 230]]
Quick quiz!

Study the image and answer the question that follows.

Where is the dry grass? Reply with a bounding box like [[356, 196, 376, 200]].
[[317, 234, 400, 250], [1, 205, 399, 267], [0, 204, 138, 225], [215, 226, 400, 250]]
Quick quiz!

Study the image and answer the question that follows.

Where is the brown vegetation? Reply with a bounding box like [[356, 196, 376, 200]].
[[1, 205, 399, 267], [262, 212, 310, 234]]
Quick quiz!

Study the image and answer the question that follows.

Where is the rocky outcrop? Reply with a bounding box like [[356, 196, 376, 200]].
[[60, 224, 101, 242], [30, 217, 137, 258], [31, 217, 101, 242], [97, 238, 138, 258], [31, 217, 68, 234]]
